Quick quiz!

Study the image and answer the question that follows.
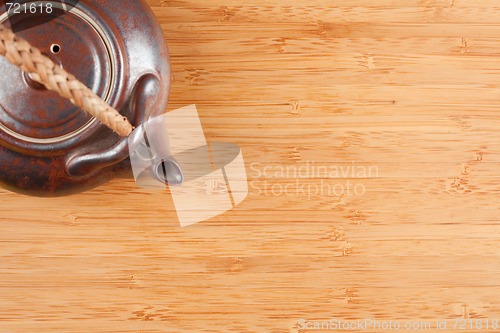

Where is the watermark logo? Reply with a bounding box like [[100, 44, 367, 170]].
[[297, 318, 433, 331], [250, 161, 379, 200], [128, 105, 248, 227], [296, 318, 500, 331]]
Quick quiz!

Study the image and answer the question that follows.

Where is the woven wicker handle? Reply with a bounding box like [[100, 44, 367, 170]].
[[0, 24, 133, 137]]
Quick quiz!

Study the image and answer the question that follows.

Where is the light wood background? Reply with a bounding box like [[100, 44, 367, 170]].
[[2, 0, 500, 332]]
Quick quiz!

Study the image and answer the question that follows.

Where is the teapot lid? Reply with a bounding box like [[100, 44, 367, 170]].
[[0, 2, 116, 146]]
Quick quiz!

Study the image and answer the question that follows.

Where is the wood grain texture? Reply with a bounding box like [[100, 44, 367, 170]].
[[2, 0, 500, 332]]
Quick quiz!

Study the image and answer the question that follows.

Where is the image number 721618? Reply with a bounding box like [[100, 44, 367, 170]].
[[0, 1, 81, 33]]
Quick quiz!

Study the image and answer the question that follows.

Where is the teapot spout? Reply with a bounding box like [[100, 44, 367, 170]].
[[154, 158, 184, 186]]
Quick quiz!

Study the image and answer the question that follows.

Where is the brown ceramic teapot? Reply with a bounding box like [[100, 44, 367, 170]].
[[0, 0, 170, 196]]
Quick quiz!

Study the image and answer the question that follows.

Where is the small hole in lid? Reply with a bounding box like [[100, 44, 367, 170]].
[[50, 44, 61, 54]]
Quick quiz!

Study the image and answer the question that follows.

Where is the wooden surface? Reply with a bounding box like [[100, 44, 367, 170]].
[[2, 0, 500, 332]]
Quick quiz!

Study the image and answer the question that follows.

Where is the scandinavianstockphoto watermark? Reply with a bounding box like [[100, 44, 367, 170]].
[[249, 161, 379, 199], [297, 318, 500, 331], [297, 318, 433, 331]]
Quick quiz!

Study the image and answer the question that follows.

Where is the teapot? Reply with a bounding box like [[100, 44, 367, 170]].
[[0, 0, 170, 196]]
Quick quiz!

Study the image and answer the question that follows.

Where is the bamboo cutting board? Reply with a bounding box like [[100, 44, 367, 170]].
[[1, 0, 500, 332]]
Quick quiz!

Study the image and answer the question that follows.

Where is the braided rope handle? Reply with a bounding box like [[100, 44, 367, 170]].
[[0, 24, 133, 137]]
